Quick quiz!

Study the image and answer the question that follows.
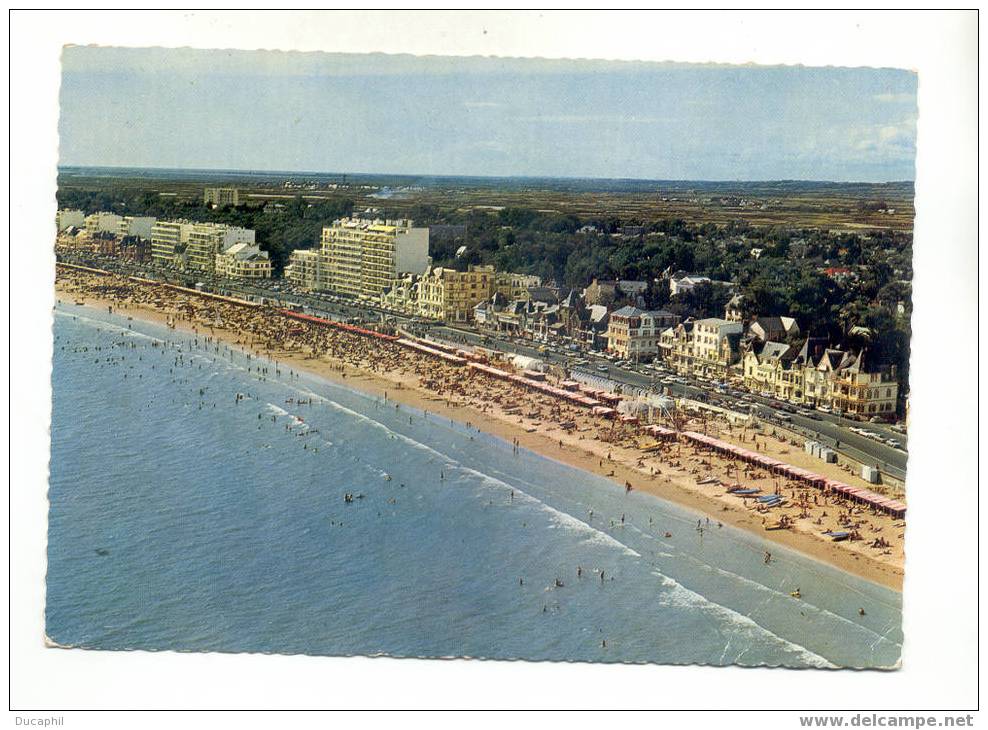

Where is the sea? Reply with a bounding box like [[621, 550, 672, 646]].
[[46, 303, 903, 668]]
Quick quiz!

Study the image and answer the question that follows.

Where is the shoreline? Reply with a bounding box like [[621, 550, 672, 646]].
[[54, 276, 904, 591]]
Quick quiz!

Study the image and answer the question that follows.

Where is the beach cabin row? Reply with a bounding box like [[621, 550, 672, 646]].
[[279, 309, 399, 342], [682, 431, 905, 518], [395, 338, 468, 365]]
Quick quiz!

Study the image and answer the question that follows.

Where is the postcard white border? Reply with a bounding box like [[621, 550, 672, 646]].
[[7, 9, 980, 718]]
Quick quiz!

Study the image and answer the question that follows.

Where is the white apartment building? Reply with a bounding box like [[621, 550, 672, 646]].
[[319, 218, 429, 299], [117, 216, 156, 240], [215, 243, 272, 280], [150, 220, 190, 266], [151, 219, 255, 273], [55, 209, 85, 231], [285, 249, 321, 291], [84, 212, 123, 236]]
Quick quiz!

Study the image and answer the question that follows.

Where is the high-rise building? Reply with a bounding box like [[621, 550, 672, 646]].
[[285, 249, 321, 290], [150, 220, 191, 267], [319, 218, 429, 299], [204, 188, 240, 207], [151, 220, 255, 273], [117, 216, 156, 240], [84, 212, 123, 236], [55, 209, 85, 231]]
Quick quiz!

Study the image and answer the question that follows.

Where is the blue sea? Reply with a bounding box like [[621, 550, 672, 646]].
[[46, 304, 902, 668]]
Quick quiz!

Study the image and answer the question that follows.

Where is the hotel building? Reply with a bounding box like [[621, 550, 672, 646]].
[[319, 218, 430, 300], [285, 249, 321, 291], [117, 216, 156, 240], [151, 220, 256, 274], [417, 265, 495, 323], [215, 243, 272, 280], [84, 212, 123, 236]]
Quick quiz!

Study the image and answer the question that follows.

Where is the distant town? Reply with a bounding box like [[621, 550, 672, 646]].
[[55, 182, 907, 431]]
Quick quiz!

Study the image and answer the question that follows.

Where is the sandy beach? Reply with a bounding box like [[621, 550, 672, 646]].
[[54, 265, 905, 590]]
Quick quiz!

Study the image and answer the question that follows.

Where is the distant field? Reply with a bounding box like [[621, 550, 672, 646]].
[[57, 167, 915, 232]]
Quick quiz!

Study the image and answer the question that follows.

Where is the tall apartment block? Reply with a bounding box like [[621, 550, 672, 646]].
[[151, 220, 255, 274], [285, 249, 321, 291], [117, 216, 156, 240], [319, 218, 430, 299], [84, 212, 123, 235], [55, 209, 85, 231], [203, 187, 240, 207]]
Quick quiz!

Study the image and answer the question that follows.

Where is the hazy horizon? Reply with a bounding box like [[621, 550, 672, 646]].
[[60, 47, 918, 183], [59, 162, 915, 186]]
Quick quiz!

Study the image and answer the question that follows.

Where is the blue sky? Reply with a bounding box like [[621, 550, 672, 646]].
[[59, 47, 918, 182]]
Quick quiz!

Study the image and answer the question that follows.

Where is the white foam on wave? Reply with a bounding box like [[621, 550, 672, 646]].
[[264, 403, 320, 442], [434, 457, 643, 559], [542, 505, 642, 558], [56, 308, 168, 345], [703, 562, 900, 649], [650, 570, 836, 668], [313, 394, 644, 560], [318, 397, 457, 463]]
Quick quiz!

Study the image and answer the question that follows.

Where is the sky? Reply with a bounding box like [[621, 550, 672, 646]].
[[59, 47, 918, 182]]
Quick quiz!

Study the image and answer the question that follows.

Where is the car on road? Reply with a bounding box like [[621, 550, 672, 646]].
[[816, 405, 832, 414], [596, 364, 609, 372], [885, 439, 902, 449]]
